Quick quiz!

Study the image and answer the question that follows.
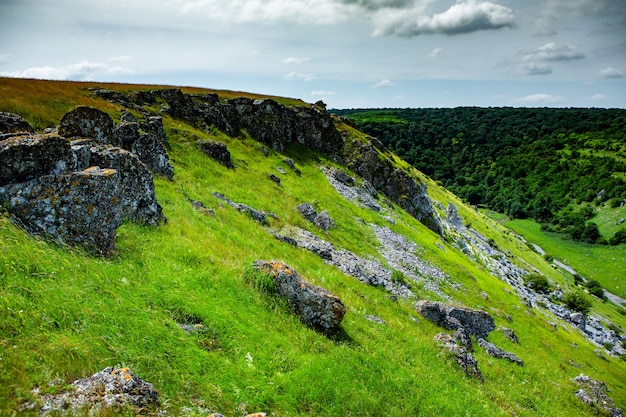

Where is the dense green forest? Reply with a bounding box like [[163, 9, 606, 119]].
[[334, 107, 626, 244]]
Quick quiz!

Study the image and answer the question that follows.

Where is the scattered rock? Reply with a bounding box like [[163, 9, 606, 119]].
[[572, 374, 622, 417], [283, 158, 301, 175], [190, 199, 214, 217], [365, 315, 386, 324], [332, 168, 354, 186], [0, 167, 123, 254], [23, 367, 157, 415], [314, 210, 333, 231], [268, 173, 282, 185], [435, 333, 483, 382], [275, 166, 286, 175], [501, 327, 519, 344], [59, 106, 115, 144], [477, 338, 523, 365], [415, 300, 496, 339], [212, 192, 269, 224], [198, 140, 234, 169], [297, 203, 318, 223], [253, 260, 346, 334]]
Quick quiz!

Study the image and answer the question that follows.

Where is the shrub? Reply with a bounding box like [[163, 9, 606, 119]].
[[585, 279, 607, 301], [609, 228, 626, 246], [543, 253, 554, 262], [391, 269, 410, 287], [524, 273, 551, 294], [563, 291, 592, 315]]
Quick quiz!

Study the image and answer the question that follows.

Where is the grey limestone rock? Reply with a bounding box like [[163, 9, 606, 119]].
[[0, 167, 123, 255], [90, 146, 165, 225], [477, 338, 523, 365], [0, 112, 34, 136], [59, 106, 115, 144], [297, 202, 318, 223], [0, 134, 74, 186], [314, 209, 333, 231], [573, 374, 622, 417], [253, 260, 346, 334], [416, 300, 496, 339], [435, 333, 483, 382]]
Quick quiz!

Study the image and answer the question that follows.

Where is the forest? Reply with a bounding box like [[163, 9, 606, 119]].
[[334, 107, 626, 244]]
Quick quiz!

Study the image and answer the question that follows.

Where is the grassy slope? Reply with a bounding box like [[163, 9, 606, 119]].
[[1, 78, 625, 416]]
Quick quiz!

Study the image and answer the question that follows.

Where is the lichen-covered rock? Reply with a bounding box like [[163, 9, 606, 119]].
[[0, 112, 34, 137], [198, 140, 234, 168], [0, 167, 122, 254], [59, 106, 115, 144], [115, 121, 174, 179], [416, 300, 496, 339], [253, 260, 346, 334], [90, 147, 165, 225], [0, 134, 74, 186], [24, 367, 158, 414]]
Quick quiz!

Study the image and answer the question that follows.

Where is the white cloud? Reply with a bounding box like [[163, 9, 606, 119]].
[[372, 1, 515, 37], [519, 43, 585, 62], [285, 71, 315, 81], [0, 61, 132, 81], [283, 56, 311, 64], [599, 67, 625, 78], [428, 47, 443, 58], [181, 0, 353, 25], [311, 90, 336, 96], [591, 94, 607, 101], [514, 93, 566, 105], [372, 79, 394, 88], [519, 63, 552, 75]]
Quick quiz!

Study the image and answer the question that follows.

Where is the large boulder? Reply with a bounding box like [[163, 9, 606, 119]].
[[0, 134, 73, 186], [59, 106, 115, 144], [416, 300, 495, 339], [253, 260, 346, 334], [0, 112, 34, 138], [0, 167, 123, 254], [90, 147, 165, 225]]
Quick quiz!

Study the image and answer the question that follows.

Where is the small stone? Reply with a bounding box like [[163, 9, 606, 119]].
[[268, 173, 281, 185]]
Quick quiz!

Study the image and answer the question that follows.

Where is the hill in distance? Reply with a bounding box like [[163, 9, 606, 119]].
[[0, 78, 625, 416]]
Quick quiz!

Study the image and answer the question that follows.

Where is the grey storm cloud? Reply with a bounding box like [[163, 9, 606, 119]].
[[520, 63, 553, 76], [371, 1, 515, 37]]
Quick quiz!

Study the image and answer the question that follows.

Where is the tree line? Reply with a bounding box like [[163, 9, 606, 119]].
[[334, 107, 626, 244]]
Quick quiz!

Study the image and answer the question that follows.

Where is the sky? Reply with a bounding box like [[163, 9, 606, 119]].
[[0, 0, 625, 109]]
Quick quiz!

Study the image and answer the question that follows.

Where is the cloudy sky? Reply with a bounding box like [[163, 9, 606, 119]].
[[1, 0, 625, 108]]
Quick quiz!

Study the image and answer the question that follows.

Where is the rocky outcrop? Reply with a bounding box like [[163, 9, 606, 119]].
[[253, 260, 346, 334], [198, 140, 234, 168], [0, 167, 122, 254], [0, 134, 74, 186], [0, 109, 166, 254], [22, 367, 158, 414], [573, 374, 622, 417], [416, 300, 496, 339], [343, 139, 443, 234]]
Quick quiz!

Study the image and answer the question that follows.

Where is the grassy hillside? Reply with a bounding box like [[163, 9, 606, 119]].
[[1, 78, 625, 416]]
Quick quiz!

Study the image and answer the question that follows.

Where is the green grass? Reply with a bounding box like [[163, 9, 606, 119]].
[[505, 218, 626, 300], [1, 78, 625, 416]]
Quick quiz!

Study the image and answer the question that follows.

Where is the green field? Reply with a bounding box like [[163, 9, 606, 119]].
[[505, 218, 626, 300]]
